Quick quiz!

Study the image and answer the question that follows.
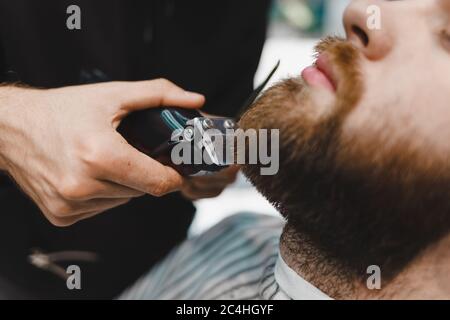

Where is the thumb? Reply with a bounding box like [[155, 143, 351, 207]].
[[115, 78, 205, 112]]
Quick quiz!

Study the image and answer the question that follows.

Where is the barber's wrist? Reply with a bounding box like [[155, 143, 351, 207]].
[[0, 87, 12, 171], [0, 85, 32, 172]]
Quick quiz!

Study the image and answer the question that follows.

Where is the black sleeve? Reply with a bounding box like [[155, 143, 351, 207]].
[[0, 0, 271, 116], [152, 0, 272, 117], [0, 41, 5, 82]]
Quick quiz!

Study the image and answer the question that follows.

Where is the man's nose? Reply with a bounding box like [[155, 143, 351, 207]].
[[343, 0, 393, 60]]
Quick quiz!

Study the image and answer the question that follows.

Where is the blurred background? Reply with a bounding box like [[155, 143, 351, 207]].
[[190, 0, 351, 236]]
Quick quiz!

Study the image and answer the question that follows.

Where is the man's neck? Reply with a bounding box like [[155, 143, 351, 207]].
[[280, 226, 450, 300]]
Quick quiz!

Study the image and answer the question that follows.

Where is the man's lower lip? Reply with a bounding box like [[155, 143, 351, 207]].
[[301, 66, 336, 93]]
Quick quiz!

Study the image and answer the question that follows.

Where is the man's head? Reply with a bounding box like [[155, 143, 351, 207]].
[[240, 0, 450, 286]]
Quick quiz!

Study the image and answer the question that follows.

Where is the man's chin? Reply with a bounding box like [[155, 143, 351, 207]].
[[303, 84, 338, 121]]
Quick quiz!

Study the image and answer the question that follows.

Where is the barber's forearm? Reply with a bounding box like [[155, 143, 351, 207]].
[[0, 86, 22, 172], [0, 85, 36, 172]]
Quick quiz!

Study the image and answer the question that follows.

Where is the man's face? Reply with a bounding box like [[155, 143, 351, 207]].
[[340, 0, 450, 168], [239, 0, 450, 279]]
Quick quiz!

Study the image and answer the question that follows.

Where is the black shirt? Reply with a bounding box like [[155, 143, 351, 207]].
[[0, 0, 269, 299]]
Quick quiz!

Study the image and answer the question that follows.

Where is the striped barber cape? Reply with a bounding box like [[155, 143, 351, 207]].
[[120, 213, 331, 300]]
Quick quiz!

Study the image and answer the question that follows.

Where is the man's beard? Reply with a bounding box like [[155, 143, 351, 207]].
[[239, 37, 450, 282]]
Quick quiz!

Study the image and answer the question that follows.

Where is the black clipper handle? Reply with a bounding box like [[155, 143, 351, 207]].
[[118, 107, 211, 176], [117, 63, 280, 177]]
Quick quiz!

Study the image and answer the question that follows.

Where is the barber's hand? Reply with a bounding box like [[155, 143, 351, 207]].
[[181, 166, 240, 200], [0, 80, 204, 226]]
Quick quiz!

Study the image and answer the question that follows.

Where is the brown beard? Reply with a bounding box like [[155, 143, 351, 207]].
[[239, 37, 450, 284]]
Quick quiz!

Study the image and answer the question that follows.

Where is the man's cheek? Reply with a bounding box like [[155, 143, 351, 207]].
[[337, 98, 391, 161], [404, 92, 450, 157]]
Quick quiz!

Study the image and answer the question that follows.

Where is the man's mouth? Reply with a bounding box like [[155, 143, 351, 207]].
[[301, 53, 337, 93]]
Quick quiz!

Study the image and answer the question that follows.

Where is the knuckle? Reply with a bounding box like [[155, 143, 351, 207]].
[[149, 180, 170, 197], [154, 78, 173, 90], [81, 145, 103, 165], [57, 177, 86, 200], [47, 216, 73, 228], [156, 78, 170, 85], [78, 141, 111, 170], [45, 201, 73, 220], [47, 200, 74, 218]]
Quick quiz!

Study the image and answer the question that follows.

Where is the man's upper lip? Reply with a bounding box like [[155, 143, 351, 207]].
[[315, 53, 337, 90]]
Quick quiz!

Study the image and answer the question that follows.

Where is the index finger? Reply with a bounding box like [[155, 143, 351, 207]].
[[116, 79, 205, 112]]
